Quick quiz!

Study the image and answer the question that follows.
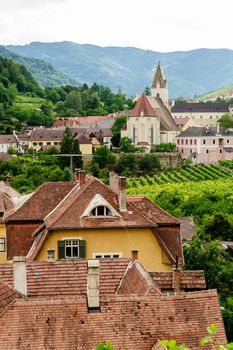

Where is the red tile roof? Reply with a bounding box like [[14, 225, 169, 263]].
[[0, 281, 22, 315], [131, 94, 156, 117], [53, 115, 115, 127], [0, 259, 226, 349], [5, 182, 77, 222]]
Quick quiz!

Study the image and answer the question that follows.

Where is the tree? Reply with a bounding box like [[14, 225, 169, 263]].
[[120, 137, 135, 153], [202, 212, 233, 241], [91, 147, 116, 170], [138, 154, 161, 174], [111, 115, 127, 147], [72, 139, 82, 168], [218, 113, 233, 128], [115, 154, 137, 176], [59, 127, 74, 168], [144, 86, 151, 96], [65, 90, 82, 111]]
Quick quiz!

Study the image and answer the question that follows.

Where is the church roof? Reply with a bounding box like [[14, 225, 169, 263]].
[[151, 62, 167, 89], [131, 94, 156, 117]]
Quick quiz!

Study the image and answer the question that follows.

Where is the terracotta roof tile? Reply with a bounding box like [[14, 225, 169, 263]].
[[6, 181, 77, 222], [131, 94, 156, 117], [43, 176, 166, 230], [150, 270, 206, 290]]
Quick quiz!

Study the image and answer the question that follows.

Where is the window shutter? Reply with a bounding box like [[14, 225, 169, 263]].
[[79, 240, 86, 258], [58, 240, 65, 259]]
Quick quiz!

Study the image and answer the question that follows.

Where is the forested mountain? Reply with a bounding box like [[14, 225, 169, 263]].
[[6, 41, 233, 98], [0, 55, 134, 133], [0, 46, 77, 87]]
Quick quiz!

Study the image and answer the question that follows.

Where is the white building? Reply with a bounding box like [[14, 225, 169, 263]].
[[121, 63, 178, 151]]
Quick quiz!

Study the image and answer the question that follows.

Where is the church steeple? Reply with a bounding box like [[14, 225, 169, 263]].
[[151, 61, 167, 89], [151, 62, 169, 107]]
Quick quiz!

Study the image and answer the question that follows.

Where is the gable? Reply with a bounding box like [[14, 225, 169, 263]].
[[81, 194, 120, 218]]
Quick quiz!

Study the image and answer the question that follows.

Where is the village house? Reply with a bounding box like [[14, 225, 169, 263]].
[[121, 63, 178, 151], [171, 102, 232, 127], [5, 171, 183, 272], [0, 254, 227, 349], [176, 126, 233, 163], [28, 127, 106, 154], [0, 175, 30, 263], [0, 171, 227, 348], [0, 132, 21, 153]]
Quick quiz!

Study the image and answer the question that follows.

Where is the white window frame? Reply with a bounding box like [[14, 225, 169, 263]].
[[93, 252, 123, 259], [65, 239, 79, 258], [0, 237, 5, 252]]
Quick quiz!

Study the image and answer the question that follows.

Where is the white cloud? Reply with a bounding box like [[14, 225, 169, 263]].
[[0, 0, 232, 52]]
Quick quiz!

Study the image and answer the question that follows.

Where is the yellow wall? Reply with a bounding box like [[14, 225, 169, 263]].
[[0, 223, 7, 263], [80, 143, 93, 155], [36, 228, 172, 272]]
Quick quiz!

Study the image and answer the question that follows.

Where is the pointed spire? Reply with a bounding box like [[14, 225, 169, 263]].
[[152, 62, 167, 89]]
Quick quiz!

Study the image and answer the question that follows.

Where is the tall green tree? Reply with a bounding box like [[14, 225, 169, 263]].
[[59, 127, 74, 168], [72, 139, 82, 168], [111, 115, 127, 147]]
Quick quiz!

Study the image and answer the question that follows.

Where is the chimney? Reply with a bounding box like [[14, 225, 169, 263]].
[[76, 169, 86, 185], [109, 171, 119, 194], [75, 168, 82, 181], [172, 257, 181, 293], [131, 249, 139, 261], [118, 176, 127, 212], [87, 260, 100, 309], [13, 256, 27, 296], [4, 174, 11, 187]]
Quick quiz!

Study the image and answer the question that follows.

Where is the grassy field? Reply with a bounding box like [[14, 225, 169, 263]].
[[14, 95, 45, 109]]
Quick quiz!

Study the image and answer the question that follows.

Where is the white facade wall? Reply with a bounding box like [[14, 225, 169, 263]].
[[0, 142, 18, 153], [121, 116, 160, 149], [176, 135, 233, 164], [151, 84, 169, 108], [171, 111, 225, 127]]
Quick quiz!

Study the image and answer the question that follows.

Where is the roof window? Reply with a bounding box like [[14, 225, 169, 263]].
[[90, 206, 111, 216]]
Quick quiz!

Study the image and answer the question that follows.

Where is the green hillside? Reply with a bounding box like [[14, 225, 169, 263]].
[[197, 84, 233, 101], [6, 42, 233, 98], [0, 46, 77, 87]]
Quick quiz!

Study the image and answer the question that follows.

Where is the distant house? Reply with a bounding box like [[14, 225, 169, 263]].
[[17, 133, 29, 152], [53, 115, 115, 128], [171, 102, 231, 127], [28, 129, 64, 151], [0, 133, 20, 153], [28, 127, 110, 154], [176, 126, 233, 163]]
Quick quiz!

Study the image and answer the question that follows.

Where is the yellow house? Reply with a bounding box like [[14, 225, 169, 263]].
[[7, 171, 183, 272], [0, 177, 24, 263]]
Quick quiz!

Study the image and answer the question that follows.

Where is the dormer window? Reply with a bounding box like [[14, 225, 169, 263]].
[[90, 206, 111, 216]]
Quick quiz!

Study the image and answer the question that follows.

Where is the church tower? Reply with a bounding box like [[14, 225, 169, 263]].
[[151, 62, 169, 107]]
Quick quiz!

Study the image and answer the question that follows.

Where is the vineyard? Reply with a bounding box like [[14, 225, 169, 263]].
[[126, 164, 233, 188]]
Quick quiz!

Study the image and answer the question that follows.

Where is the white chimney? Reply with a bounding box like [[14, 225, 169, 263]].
[[87, 260, 100, 309], [13, 256, 27, 296], [118, 176, 127, 212], [109, 171, 119, 194]]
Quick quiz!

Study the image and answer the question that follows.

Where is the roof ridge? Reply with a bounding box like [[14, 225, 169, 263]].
[[44, 176, 95, 229]]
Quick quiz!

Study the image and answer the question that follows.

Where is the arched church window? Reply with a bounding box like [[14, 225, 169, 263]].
[[151, 125, 154, 144], [141, 123, 146, 141]]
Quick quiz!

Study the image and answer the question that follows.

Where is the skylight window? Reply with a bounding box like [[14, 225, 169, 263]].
[[90, 206, 111, 216]]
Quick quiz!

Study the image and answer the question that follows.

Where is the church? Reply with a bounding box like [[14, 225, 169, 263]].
[[121, 62, 178, 151]]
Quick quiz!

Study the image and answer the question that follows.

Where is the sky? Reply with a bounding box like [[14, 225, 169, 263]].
[[0, 0, 232, 52]]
